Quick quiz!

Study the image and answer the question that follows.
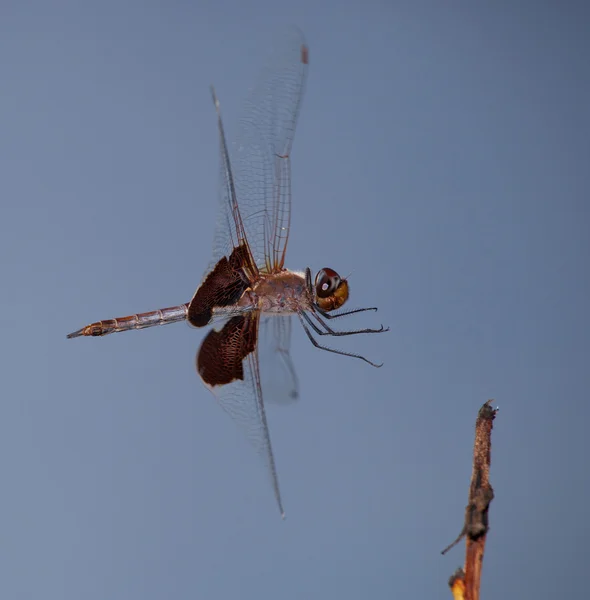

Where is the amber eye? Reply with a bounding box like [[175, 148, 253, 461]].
[[314, 267, 349, 311], [315, 268, 341, 298]]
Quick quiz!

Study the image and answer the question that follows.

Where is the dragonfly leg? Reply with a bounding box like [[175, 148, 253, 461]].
[[297, 313, 383, 368]]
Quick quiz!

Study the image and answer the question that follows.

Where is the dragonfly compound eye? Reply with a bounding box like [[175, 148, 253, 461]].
[[314, 268, 349, 311], [315, 268, 341, 298]]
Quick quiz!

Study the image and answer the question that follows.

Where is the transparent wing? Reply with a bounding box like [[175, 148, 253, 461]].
[[208, 27, 309, 275], [197, 312, 285, 517], [259, 315, 299, 404]]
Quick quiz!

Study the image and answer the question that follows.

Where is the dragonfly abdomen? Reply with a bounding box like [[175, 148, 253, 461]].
[[67, 304, 189, 338]]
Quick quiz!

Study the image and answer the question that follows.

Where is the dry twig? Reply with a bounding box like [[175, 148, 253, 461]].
[[442, 400, 498, 600]]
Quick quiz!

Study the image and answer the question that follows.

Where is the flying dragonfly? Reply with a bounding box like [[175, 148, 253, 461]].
[[67, 29, 388, 518]]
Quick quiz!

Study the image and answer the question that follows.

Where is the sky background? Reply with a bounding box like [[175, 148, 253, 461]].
[[1, 1, 589, 598]]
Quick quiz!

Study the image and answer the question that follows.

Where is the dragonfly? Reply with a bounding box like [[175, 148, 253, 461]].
[[67, 29, 388, 518]]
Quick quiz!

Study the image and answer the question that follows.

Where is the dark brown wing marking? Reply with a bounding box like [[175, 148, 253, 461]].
[[197, 313, 259, 387], [187, 243, 252, 328]]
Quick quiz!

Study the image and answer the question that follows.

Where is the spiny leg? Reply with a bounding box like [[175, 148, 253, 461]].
[[305, 309, 388, 336], [297, 313, 383, 368], [316, 306, 380, 320]]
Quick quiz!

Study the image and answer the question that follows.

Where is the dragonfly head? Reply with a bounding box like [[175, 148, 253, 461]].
[[314, 267, 349, 311]]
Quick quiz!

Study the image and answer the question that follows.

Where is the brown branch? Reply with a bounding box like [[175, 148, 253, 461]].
[[443, 399, 498, 600]]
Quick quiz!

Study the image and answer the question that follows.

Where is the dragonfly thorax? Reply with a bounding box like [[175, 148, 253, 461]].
[[245, 271, 310, 314]]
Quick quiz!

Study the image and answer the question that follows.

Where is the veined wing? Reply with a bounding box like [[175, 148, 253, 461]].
[[196, 311, 285, 517], [208, 28, 309, 277], [259, 315, 299, 404]]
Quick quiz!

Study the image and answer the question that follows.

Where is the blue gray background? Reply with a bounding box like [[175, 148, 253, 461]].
[[2, 1, 588, 598]]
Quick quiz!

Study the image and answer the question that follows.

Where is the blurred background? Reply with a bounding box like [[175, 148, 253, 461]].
[[1, 1, 588, 598]]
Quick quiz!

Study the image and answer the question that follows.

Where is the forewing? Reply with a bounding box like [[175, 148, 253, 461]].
[[197, 312, 285, 516], [209, 28, 309, 275]]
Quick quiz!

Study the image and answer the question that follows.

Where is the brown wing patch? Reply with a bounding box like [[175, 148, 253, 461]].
[[188, 243, 252, 327], [197, 313, 259, 387]]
